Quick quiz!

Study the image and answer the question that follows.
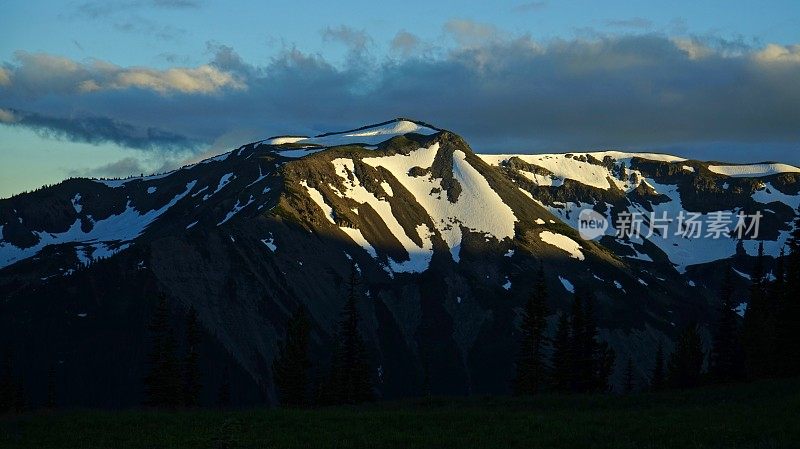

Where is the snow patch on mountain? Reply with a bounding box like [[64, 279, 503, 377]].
[[364, 144, 517, 263], [0, 181, 197, 268], [328, 158, 435, 273], [266, 120, 437, 148], [538, 231, 585, 260], [708, 163, 800, 177]]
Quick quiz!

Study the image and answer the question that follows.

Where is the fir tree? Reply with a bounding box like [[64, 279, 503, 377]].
[[272, 304, 312, 407], [0, 351, 12, 413], [777, 211, 800, 376], [327, 264, 373, 404], [710, 267, 745, 383], [217, 364, 231, 409], [514, 263, 550, 395], [623, 357, 635, 393], [668, 323, 705, 389], [46, 363, 57, 409], [568, 293, 588, 392], [143, 293, 181, 407], [550, 311, 572, 392], [650, 342, 666, 391], [182, 306, 202, 407], [743, 242, 773, 379]]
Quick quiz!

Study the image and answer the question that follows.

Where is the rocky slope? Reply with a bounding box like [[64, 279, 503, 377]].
[[1, 119, 797, 406]]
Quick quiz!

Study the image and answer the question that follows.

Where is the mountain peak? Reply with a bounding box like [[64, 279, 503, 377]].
[[264, 118, 441, 147]]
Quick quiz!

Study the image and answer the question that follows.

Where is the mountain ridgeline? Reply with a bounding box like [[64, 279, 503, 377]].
[[1, 119, 799, 407]]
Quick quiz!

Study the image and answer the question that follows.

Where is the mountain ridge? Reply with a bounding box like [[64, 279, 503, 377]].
[[0, 119, 797, 406]]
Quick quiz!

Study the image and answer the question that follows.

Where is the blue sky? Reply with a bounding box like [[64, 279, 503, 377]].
[[1, 0, 799, 198]]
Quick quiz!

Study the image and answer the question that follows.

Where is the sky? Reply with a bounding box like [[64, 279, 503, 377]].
[[1, 0, 799, 198]]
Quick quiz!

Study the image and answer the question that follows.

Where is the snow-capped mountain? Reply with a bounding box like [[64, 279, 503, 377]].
[[1, 119, 797, 406]]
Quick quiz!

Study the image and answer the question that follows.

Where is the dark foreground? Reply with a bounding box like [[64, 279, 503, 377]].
[[2, 379, 799, 449]]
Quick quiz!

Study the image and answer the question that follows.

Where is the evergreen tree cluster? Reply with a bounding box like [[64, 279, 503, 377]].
[[648, 210, 800, 391], [741, 213, 800, 379], [272, 263, 373, 407], [514, 265, 616, 395], [143, 294, 203, 408], [0, 350, 26, 413]]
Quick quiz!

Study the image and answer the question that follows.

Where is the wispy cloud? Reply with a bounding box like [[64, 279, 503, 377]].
[[1, 109, 198, 152], [74, 0, 202, 18], [513, 2, 547, 13], [604, 17, 654, 29]]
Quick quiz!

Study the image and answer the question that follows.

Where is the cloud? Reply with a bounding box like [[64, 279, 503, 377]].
[[604, 18, 653, 29], [0, 68, 10, 86], [1, 30, 799, 164], [754, 44, 800, 63], [513, 2, 547, 13], [74, 0, 201, 18], [390, 31, 421, 57], [444, 19, 501, 48], [2, 109, 198, 151], [113, 17, 186, 41], [0, 108, 17, 123], [4, 51, 245, 95]]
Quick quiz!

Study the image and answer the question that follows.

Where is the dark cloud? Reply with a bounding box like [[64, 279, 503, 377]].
[[513, 2, 547, 13], [1, 28, 799, 163], [1, 108, 198, 152], [113, 17, 186, 41], [74, 0, 201, 18], [604, 18, 654, 29]]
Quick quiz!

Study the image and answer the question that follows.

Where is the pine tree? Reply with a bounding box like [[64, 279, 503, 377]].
[[668, 323, 705, 389], [143, 293, 181, 407], [623, 357, 635, 393], [327, 264, 373, 404], [777, 211, 800, 376], [182, 306, 202, 407], [46, 363, 57, 409], [273, 304, 312, 407], [584, 295, 615, 392], [568, 293, 588, 392], [650, 342, 666, 391], [514, 263, 549, 395], [217, 364, 231, 409], [743, 242, 773, 379], [0, 351, 12, 413], [710, 266, 745, 383], [550, 311, 572, 392]]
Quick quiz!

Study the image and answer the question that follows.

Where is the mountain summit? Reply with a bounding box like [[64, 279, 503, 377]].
[[1, 120, 798, 406]]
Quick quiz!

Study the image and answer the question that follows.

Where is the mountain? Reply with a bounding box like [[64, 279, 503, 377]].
[[1, 119, 798, 406]]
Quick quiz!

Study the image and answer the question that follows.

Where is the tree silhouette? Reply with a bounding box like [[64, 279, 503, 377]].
[[326, 264, 373, 404], [623, 357, 635, 393], [217, 364, 231, 409], [743, 242, 774, 379], [710, 266, 745, 383], [777, 210, 800, 376], [143, 293, 181, 407], [668, 323, 705, 389], [46, 363, 57, 409], [650, 342, 666, 391], [273, 305, 312, 407], [550, 311, 572, 392], [514, 263, 549, 395], [182, 306, 202, 407]]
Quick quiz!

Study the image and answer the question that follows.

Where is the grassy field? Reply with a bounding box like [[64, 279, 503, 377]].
[[1, 378, 799, 449]]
